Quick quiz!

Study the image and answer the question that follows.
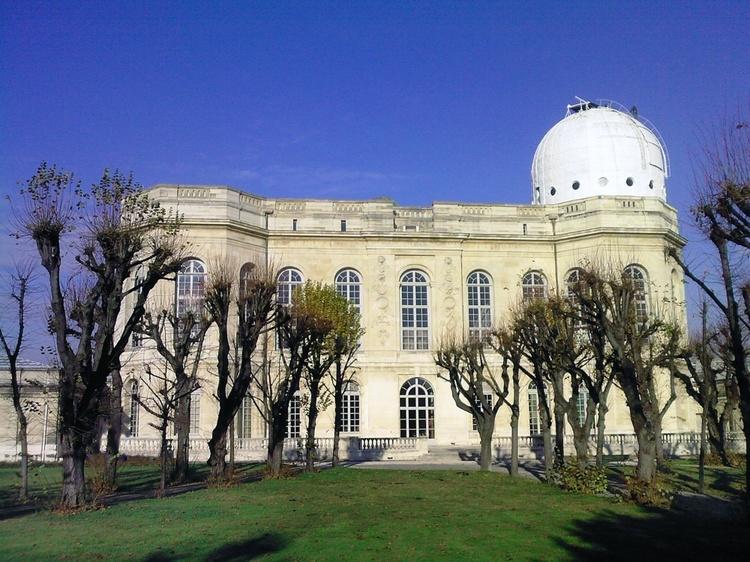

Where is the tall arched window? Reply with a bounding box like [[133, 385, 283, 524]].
[[239, 262, 257, 298], [277, 268, 303, 306], [624, 265, 649, 322], [236, 391, 253, 439], [176, 259, 206, 317], [399, 377, 434, 438], [128, 380, 140, 437], [522, 271, 547, 301], [286, 391, 301, 438], [340, 381, 360, 433], [335, 269, 362, 312], [467, 271, 492, 342], [401, 270, 429, 350], [565, 268, 586, 329]]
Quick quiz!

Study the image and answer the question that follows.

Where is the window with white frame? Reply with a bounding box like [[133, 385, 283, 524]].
[[624, 265, 649, 322], [565, 268, 587, 329], [399, 377, 435, 438], [472, 393, 494, 431], [340, 381, 360, 433], [528, 382, 542, 436], [335, 269, 361, 312], [190, 392, 201, 434], [176, 259, 207, 317], [236, 392, 252, 439], [575, 387, 588, 427], [277, 268, 303, 307], [128, 380, 140, 437], [467, 271, 492, 342], [400, 270, 429, 351], [522, 271, 547, 301], [286, 392, 301, 438]]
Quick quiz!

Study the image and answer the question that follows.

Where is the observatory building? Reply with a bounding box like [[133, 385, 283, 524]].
[[118, 100, 697, 458]]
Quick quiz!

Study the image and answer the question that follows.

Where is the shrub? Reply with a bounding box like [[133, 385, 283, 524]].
[[625, 474, 673, 507], [552, 463, 608, 495], [705, 451, 746, 469]]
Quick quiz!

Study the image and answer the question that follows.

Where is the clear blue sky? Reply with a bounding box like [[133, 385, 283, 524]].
[[1, 1, 748, 353]]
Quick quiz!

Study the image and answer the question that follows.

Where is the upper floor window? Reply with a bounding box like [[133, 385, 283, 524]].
[[277, 268, 303, 306], [522, 271, 547, 301], [335, 269, 362, 312], [176, 259, 206, 317], [624, 265, 649, 322], [565, 268, 586, 329], [400, 270, 429, 350], [467, 271, 492, 342]]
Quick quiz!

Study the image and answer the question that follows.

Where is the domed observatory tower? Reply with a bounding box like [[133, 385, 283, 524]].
[[531, 99, 669, 205]]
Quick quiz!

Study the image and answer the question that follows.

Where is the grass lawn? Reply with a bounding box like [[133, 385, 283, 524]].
[[608, 459, 746, 500], [0, 467, 748, 561]]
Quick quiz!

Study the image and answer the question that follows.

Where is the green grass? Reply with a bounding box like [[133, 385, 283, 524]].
[[608, 459, 745, 500], [0, 468, 748, 561]]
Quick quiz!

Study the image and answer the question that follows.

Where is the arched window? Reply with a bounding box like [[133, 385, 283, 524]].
[[399, 377, 434, 438], [522, 271, 547, 301], [528, 382, 542, 436], [565, 268, 586, 329], [236, 391, 252, 439], [624, 265, 649, 322], [239, 262, 257, 299], [128, 380, 140, 437], [340, 381, 360, 433], [277, 268, 303, 307], [335, 269, 362, 312], [190, 391, 201, 434], [467, 271, 492, 342], [400, 270, 429, 351], [286, 391, 301, 438], [176, 259, 206, 317]]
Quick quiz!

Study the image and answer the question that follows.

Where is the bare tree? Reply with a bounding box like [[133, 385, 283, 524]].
[[573, 265, 680, 484], [667, 107, 750, 508], [0, 263, 35, 500], [489, 324, 524, 476], [136, 302, 211, 482], [133, 365, 198, 494], [330, 304, 364, 468], [435, 337, 509, 471], [204, 260, 277, 480], [17, 163, 184, 507]]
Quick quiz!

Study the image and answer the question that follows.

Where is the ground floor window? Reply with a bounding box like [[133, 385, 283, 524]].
[[528, 382, 541, 436], [236, 392, 252, 439], [575, 387, 588, 426], [340, 382, 360, 433], [286, 392, 301, 438], [400, 377, 434, 438], [190, 392, 201, 434], [472, 394, 493, 431]]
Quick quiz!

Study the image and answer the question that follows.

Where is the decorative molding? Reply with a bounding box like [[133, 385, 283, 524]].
[[177, 188, 217, 199], [375, 256, 390, 347]]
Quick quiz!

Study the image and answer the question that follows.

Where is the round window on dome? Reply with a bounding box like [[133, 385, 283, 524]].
[[649, 180, 654, 189], [626, 177, 634, 186], [598, 177, 608, 187], [550, 187, 556, 196], [572, 181, 580, 190]]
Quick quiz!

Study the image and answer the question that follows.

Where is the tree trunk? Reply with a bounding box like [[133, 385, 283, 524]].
[[510, 404, 519, 477], [708, 405, 731, 466], [305, 384, 321, 471], [17, 418, 29, 501], [173, 388, 191, 483], [595, 402, 608, 467], [207, 428, 228, 480], [267, 423, 285, 477], [634, 428, 657, 483], [60, 433, 87, 508], [159, 428, 169, 495], [553, 400, 566, 467], [229, 418, 235, 475], [572, 430, 589, 468], [478, 419, 494, 471], [105, 367, 123, 489], [699, 404, 707, 494], [332, 374, 343, 468]]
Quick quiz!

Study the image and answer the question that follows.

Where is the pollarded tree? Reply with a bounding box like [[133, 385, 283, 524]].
[[573, 264, 680, 484], [17, 163, 184, 508], [204, 260, 278, 480], [435, 337, 509, 471], [329, 301, 364, 468], [135, 301, 212, 482]]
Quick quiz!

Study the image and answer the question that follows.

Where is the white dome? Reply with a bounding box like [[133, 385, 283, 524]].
[[531, 101, 668, 205]]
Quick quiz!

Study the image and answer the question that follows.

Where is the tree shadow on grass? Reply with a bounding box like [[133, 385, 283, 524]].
[[554, 507, 750, 561], [143, 532, 287, 561]]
